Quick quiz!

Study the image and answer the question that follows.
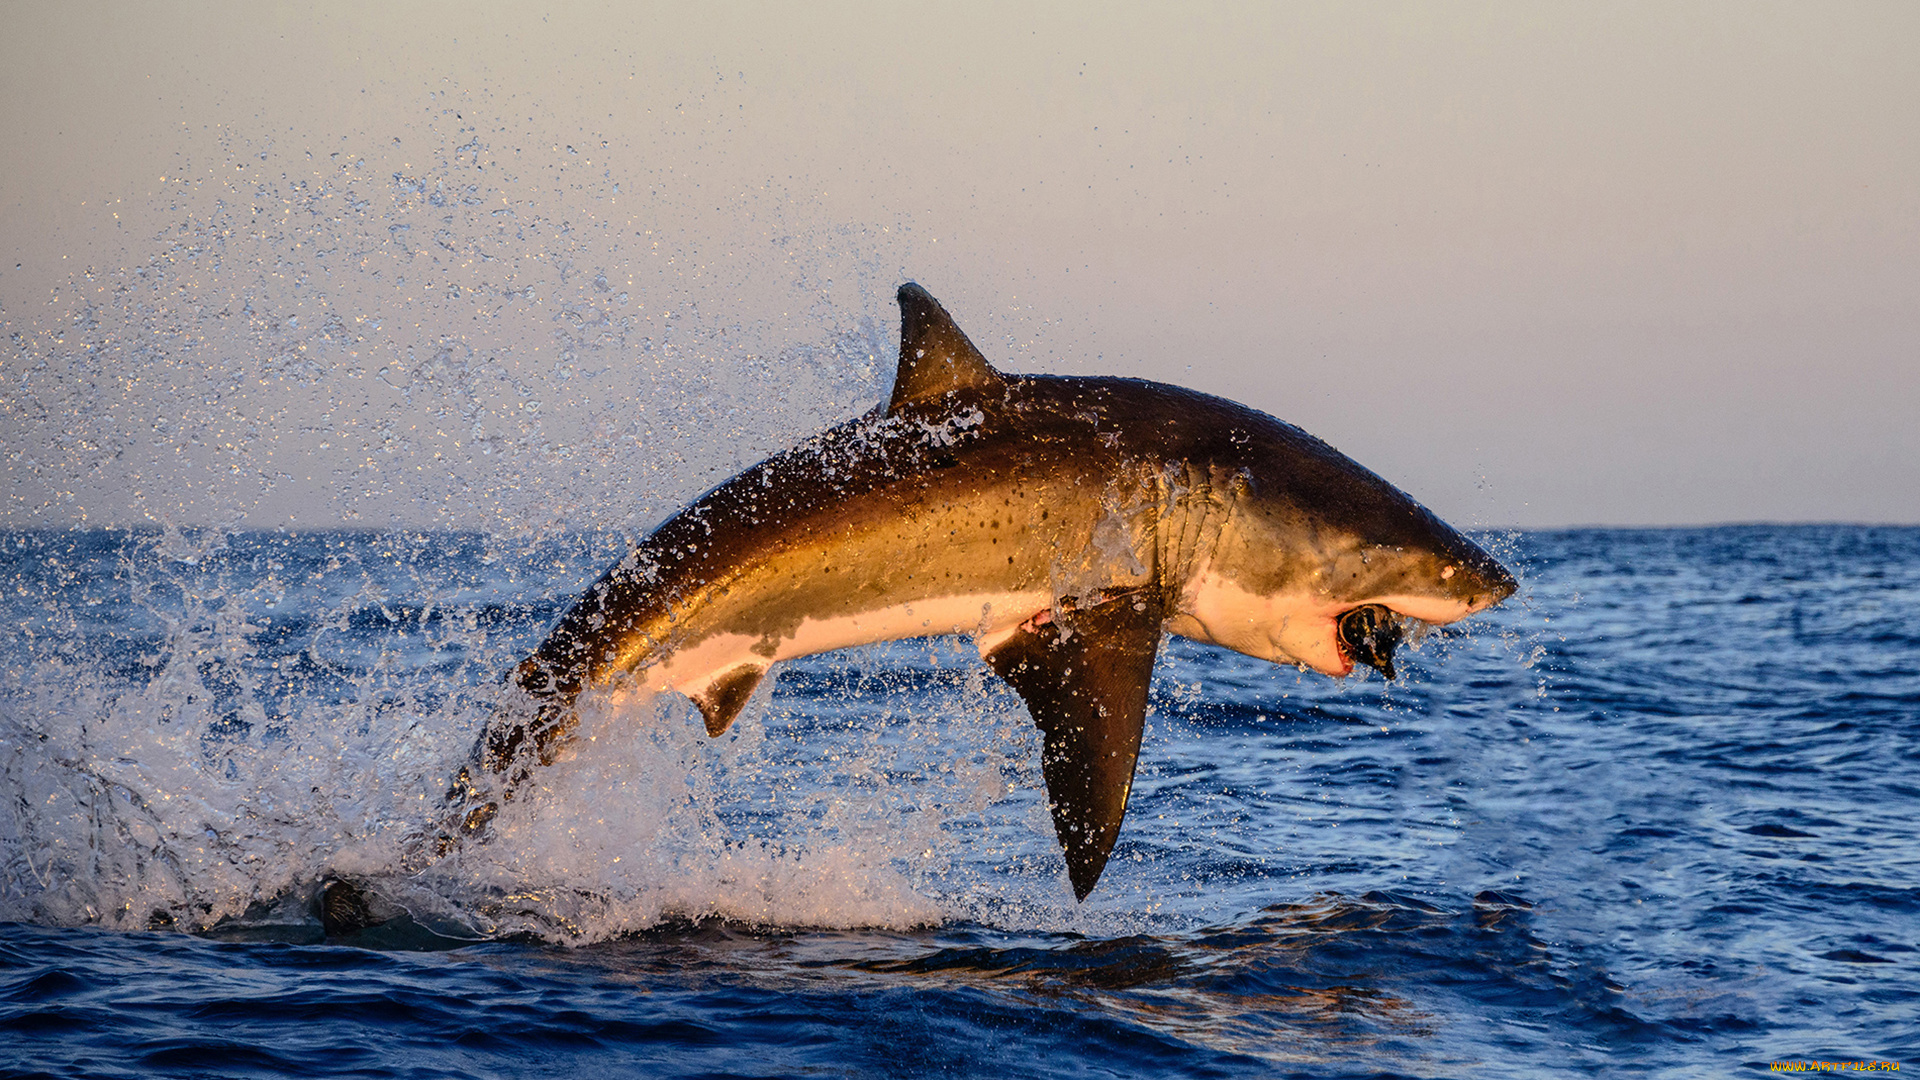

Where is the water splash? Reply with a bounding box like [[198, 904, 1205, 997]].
[[4, 84, 905, 533], [0, 528, 1080, 939], [0, 86, 979, 938]]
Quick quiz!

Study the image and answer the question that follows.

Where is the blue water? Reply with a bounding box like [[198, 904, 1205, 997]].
[[2, 525, 1915, 1078]]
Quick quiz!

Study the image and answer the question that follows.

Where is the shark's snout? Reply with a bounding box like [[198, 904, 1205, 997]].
[[1449, 547, 1518, 614], [1323, 537, 1515, 679]]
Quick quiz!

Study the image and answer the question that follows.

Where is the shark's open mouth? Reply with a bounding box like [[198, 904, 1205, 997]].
[[1337, 604, 1405, 680]]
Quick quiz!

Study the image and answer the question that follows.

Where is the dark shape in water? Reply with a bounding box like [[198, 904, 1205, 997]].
[[318, 879, 378, 937]]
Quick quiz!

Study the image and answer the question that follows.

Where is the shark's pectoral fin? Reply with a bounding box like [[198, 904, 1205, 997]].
[[693, 663, 767, 737], [985, 588, 1164, 901]]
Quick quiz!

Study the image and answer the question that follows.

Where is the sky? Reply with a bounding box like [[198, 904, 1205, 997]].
[[2, 1, 1915, 530]]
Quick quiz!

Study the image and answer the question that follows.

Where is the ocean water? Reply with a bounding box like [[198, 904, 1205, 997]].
[[1, 524, 1915, 1078]]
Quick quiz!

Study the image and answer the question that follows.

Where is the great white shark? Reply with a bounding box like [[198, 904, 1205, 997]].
[[424, 283, 1516, 903]]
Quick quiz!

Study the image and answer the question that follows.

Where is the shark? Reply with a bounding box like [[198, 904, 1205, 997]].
[[429, 283, 1516, 902]]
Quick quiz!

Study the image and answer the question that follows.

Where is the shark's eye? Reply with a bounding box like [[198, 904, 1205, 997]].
[[1337, 604, 1403, 680]]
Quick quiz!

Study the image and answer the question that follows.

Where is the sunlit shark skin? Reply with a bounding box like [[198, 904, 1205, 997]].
[[437, 283, 1516, 900]]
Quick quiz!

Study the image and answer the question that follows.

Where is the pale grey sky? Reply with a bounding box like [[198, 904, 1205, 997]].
[[3, 1, 1915, 529]]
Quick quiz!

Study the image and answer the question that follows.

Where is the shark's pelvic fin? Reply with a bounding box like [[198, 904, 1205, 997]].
[[985, 587, 1164, 901], [695, 663, 766, 737], [891, 283, 1005, 412]]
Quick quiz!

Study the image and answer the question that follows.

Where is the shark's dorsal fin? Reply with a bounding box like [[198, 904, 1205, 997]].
[[890, 283, 1006, 413], [984, 587, 1163, 901]]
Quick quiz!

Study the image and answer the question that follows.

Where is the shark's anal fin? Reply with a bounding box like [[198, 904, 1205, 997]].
[[891, 283, 1006, 412], [694, 663, 766, 737], [985, 587, 1164, 901]]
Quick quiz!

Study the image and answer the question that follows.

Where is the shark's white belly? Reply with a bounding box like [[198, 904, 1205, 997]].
[[644, 588, 1055, 700]]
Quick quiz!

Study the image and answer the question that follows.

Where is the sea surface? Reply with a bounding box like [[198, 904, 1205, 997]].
[[1, 524, 1914, 1078]]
